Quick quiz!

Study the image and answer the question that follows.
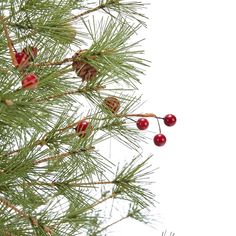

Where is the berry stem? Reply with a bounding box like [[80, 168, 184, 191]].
[[119, 113, 159, 118], [156, 117, 162, 134], [126, 117, 136, 122]]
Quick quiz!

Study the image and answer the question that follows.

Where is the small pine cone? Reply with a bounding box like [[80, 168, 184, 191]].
[[103, 96, 120, 113], [72, 50, 97, 82]]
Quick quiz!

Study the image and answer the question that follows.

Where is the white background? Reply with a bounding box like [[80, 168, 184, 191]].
[[112, 0, 236, 235]]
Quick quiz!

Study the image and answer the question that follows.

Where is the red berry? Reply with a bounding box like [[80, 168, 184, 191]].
[[15, 52, 29, 68], [21, 73, 38, 89], [164, 114, 177, 127], [136, 118, 149, 130], [153, 134, 166, 146], [75, 120, 92, 137]]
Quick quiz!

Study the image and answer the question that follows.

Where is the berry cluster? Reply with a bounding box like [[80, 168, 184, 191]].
[[14, 46, 39, 90], [74, 113, 176, 148], [136, 114, 176, 147], [73, 97, 176, 147]]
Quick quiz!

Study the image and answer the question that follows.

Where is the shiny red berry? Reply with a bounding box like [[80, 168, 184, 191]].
[[153, 134, 167, 146], [75, 120, 91, 137], [15, 52, 29, 68], [164, 114, 177, 127], [22, 73, 38, 89], [136, 118, 149, 130]]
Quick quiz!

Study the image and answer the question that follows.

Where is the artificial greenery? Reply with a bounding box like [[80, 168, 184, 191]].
[[0, 0, 157, 235]]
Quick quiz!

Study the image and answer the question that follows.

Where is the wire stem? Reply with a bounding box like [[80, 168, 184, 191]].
[[156, 117, 162, 133]]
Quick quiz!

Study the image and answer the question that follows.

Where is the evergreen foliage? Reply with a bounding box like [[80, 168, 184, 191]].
[[0, 1, 157, 235]]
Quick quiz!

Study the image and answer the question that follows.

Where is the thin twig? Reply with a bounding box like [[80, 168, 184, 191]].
[[35, 85, 105, 102], [27, 180, 114, 187], [0, 197, 53, 234], [70, 4, 106, 21], [0, 197, 28, 218], [53, 192, 118, 229], [32, 57, 73, 67], [0, 16, 18, 66], [118, 113, 159, 118], [34, 146, 94, 165], [4, 112, 159, 157], [57, 113, 160, 132], [96, 215, 129, 234], [91, 192, 117, 209]]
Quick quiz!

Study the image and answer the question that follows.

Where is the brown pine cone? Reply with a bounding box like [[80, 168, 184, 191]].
[[72, 50, 97, 82], [103, 96, 120, 113]]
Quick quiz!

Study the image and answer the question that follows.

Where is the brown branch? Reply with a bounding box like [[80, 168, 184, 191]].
[[36, 85, 105, 102], [34, 146, 94, 165], [118, 113, 159, 118], [32, 57, 73, 67], [0, 197, 28, 218], [96, 215, 129, 234], [27, 180, 114, 188], [57, 112, 160, 133], [90, 192, 117, 209], [0, 197, 53, 234], [70, 4, 107, 22], [5, 139, 47, 156], [4, 132, 76, 157], [0, 16, 17, 67], [31, 48, 115, 69], [53, 192, 118, 229], [4, 112, 159, 157]]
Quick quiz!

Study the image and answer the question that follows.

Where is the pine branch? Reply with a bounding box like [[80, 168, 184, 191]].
[[27, 180, 113, 187], [71, 0, 147, 25], [113, 155, 156, 208], [0, 1, 160, 234], [35, 85, 105, 103], [0, 16, 17, 66], [34, 147, 95, 165], [96, 215, 129, 234], [89, 192, 118, 209], [0, 196, 53, 235], [32, 57, 73, 67], [70, 3, 107, 21]]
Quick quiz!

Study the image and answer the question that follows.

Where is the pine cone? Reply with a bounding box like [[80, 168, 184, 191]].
[[72, 50, 97, 82], [103, 96, 120, 113]]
